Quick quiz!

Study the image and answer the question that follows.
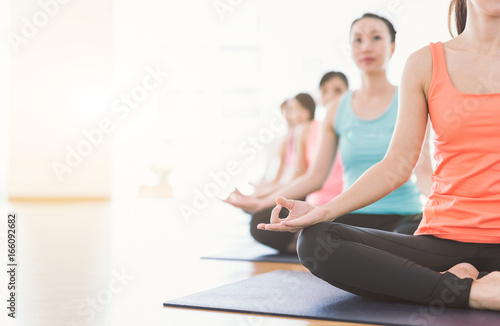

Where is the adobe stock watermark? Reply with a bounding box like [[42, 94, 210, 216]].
[[66, 268, 134, 326], [178, 110, 287, 223], [51, 65, 168, 182], [408, 276, 468, 326], [299, 234, 341, 273], [212, 0, 245, 21], [8, 0, 74, 54], [339, 0, 404, 61]]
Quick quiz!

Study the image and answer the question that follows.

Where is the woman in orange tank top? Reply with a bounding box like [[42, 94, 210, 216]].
[[225, 74, 349, 254], [257, 2, 500, 311]]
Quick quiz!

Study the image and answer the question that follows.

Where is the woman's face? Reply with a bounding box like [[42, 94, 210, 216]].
[[320, 77, 348, 106], [470, 0, 500, 16], [289, 99, 312, 125], [350, 17, 395, 74], [281, 101, 297, 127]]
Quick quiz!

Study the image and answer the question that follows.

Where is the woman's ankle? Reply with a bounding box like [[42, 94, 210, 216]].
[[469, 272, 500, 310]]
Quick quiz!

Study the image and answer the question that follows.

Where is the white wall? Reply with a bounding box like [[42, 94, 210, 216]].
[[0, 0, 10, 201], [8, 0, 113, 198]]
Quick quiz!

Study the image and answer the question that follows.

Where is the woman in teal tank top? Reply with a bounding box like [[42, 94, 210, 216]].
[[326, 14, 431, 232]]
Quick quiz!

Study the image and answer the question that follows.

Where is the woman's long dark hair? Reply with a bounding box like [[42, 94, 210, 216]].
[[448, 0, 467, 37]]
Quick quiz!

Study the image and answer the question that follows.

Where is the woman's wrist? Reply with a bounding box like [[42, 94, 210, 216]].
[[318, 201, 339, 222], [258, 196, 275, 211]]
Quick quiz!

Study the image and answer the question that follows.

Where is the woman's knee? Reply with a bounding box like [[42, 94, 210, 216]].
[[250, 224, 270, 243], [297, 222, 346, 273], [250, 223, 272, 242], [249, 222, 293, 252], [249, 212, 272, 244]]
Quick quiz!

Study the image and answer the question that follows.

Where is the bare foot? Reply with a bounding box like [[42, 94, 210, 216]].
[[469, 271, 500, 310], [441, 262, 479, 279]]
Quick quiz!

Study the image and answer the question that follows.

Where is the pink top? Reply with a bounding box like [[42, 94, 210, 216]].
[[305, 120, 344, 206]]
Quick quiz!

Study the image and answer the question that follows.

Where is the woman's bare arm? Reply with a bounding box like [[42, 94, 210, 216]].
[[291, 122, 311, 179], [414, 122, 433, 197], [272, 138, 287, 183]]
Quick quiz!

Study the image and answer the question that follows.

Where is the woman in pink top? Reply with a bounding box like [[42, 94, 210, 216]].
[[251, 99, 302, 198], [258, 4, 500, 310], [229, 92, 329, 253], [304, 73, 346, 206], [226, 73, 348, 253], [254, 74, 347, 204], [252, 94, 318, 198]]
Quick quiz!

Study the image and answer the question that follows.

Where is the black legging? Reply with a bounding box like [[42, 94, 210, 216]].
[[250, 208, 422, 253], [297, 222, 500, 308]]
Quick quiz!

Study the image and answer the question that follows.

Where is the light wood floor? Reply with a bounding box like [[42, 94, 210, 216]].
[[0, 198, 373, 326]]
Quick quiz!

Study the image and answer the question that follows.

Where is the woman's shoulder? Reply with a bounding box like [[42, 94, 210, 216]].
[[406, 45, 433, 69], [295, 120, 314, 135], [294, 120, 314, 145], [404, 46, 434, 95], [325, 94, 349, 131], [325, 91, 351, 116]]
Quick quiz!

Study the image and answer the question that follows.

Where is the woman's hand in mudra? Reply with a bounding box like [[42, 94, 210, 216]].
[[223, 188, 262, 213], [257, 196, 331, 233]]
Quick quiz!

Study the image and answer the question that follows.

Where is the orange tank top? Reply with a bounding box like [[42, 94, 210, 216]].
[[414, 42, 500, 243]]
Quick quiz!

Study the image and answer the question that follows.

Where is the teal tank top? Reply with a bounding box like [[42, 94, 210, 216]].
[[334, 89, 422, 214]]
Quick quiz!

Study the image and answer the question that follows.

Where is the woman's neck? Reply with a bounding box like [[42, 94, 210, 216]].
[[459, 5, 500, 53], [360, 70, 393, 96]]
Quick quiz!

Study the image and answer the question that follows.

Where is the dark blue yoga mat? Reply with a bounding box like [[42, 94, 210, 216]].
[[164, 270, 500, 326], [201, 243, 300, 264]]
